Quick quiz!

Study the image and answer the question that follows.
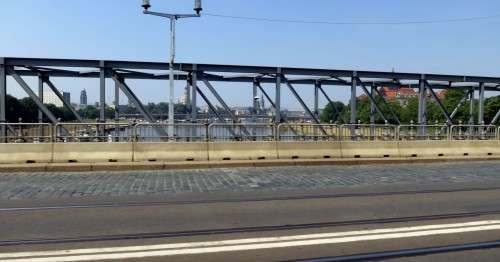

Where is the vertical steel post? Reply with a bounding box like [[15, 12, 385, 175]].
[[350, 73, 357, 124], [191, 68, 197, 122], [314, 81, 320, 119], [418, 76, 427, 136], [0, 59, 6, 142], [114, 76, 120, 141], [99, 61, 106, 123], [168, 17, 176, 138], [370, 85, 376, 139], [478, 83, 485, 124], [253, 79, 259, 124], [418, 76, 427, 125], [253, 79, 259, 114], [275, 68, 281, 123], [370, 85, 376, 124], [115, 76, 120, 122], [469, 88, 475, 125], [38, 75, 44, 123]]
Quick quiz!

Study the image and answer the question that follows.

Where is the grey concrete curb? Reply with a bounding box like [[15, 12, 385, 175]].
[[0, 156, 499, 173]]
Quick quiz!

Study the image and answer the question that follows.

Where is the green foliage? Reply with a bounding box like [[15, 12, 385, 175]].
[[320, 101, 345, 123], [319, 91, 500, 125]]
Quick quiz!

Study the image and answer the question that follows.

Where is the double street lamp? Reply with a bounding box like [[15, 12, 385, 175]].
[[141, 0, 202, 138]]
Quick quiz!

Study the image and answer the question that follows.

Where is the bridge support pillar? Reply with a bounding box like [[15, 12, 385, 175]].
[[0, 59, 6, 142], [469, 88, 475, 125], [418, 77, 427, 125], [191, 67, 198, 122], [350, 73, 357, 124], [478, 83, 485, 124], [314, 81, 320, 119], [114, 76, 120, 123], [38, 75, 44, 123], [370, 85, 376, 125], [253, 79, 259, 121], [275, 68, 281, 123], [99, 61, 106, 123]]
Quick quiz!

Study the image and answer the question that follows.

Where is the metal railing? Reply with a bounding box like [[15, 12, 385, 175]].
[[208, 123, 276, 141], [0, 123, 53, 143], [277, 124, 339, 141], [135, 123, 208, 142], [54, 123, 134, 142], [340, 124, 398, 141], [450, 125, 498, 140], [0, 122, 498, 143], [398, 124, 450, 141]]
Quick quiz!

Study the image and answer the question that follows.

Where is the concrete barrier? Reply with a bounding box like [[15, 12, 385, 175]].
[[208, 142, 278, 161], [277, 141, 342, 159], [53, 143, 133, 163], [134, 142, 208, 162], [398, 140, 500, 158], [341, 141, 400, 158], [0, 143, 53, 164]]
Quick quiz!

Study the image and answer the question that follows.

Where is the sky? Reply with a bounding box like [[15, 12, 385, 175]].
[[1, 0, 499, 110]]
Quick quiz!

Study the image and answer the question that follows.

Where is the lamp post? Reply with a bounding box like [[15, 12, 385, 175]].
[[141, 0, 202, 139]]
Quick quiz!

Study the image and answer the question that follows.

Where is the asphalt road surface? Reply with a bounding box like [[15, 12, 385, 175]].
[[0, 161, 499, 261]]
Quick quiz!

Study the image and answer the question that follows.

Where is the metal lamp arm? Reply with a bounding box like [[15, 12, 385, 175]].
[[143, 11, 200, 19]]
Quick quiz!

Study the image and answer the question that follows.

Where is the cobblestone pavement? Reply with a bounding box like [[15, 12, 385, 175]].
[[0, 161, 499, 200]]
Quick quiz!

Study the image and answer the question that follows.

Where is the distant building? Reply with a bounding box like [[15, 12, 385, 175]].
[[180, 86, 190, 105], [231, 107, 251, 116], [80, 89, 87, 107], [43, 90, 63, 107], [358, 86, 418, 106], [62, 92, 71, 105]]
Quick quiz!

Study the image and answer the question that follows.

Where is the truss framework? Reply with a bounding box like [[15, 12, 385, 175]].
[[1, 57, 499, 133]]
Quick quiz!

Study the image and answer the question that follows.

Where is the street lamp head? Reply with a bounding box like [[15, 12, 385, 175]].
[[142, 0, 151, 11], [194, 0, 202, 15]]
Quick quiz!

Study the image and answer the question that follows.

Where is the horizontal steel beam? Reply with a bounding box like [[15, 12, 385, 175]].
[[3, 57, 500, 84], [7, 69, 499, 91]]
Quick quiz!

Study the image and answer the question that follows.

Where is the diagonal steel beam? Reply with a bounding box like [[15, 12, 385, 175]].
[[425, 81, 453, 125], [317, 85, 347, 123], [255, 81, 298, 135], [201, 78, 240, 123], [201, 78, 251, 137], [194, 86, 225, 123], [112, 75, 168, 138], [283, 78, 328, 136], [8, 68, 58, 124], [44, 78, 83, 122], [491, 109, 500, 125], [356, 77, 388, 123], [284, 79, 321, 125], [372, 86, 401, 125], [449, 91, 470, 120]]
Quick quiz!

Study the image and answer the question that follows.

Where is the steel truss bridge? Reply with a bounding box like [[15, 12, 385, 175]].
[[1, 57, 500, 133]]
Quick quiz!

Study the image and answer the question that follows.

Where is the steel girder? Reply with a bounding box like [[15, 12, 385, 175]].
[[7, 68, 59, 124], [44, 78, 83, 122], [371, 87, 401, 125], [356, 77, 388, 124], [283, 79, 321, 125], [317, 85, 346, 124], [4, 57, 500, 84], [491, 109, 500, 125], [425, 81, 453, 125], [112, 75, 169, 138], [8, 68, 500, 92]]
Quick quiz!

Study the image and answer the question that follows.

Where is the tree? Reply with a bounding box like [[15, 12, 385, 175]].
[[320, 101, 345, 123], [484, 95, 500, 124]]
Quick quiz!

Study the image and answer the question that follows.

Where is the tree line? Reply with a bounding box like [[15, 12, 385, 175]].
[[4, 90, 500, 124], [320, 89, 500, 125], [4, 95, 192, 122]]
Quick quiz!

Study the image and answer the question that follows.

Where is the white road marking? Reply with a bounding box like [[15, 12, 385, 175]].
[[1, 220, 500, 261]]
